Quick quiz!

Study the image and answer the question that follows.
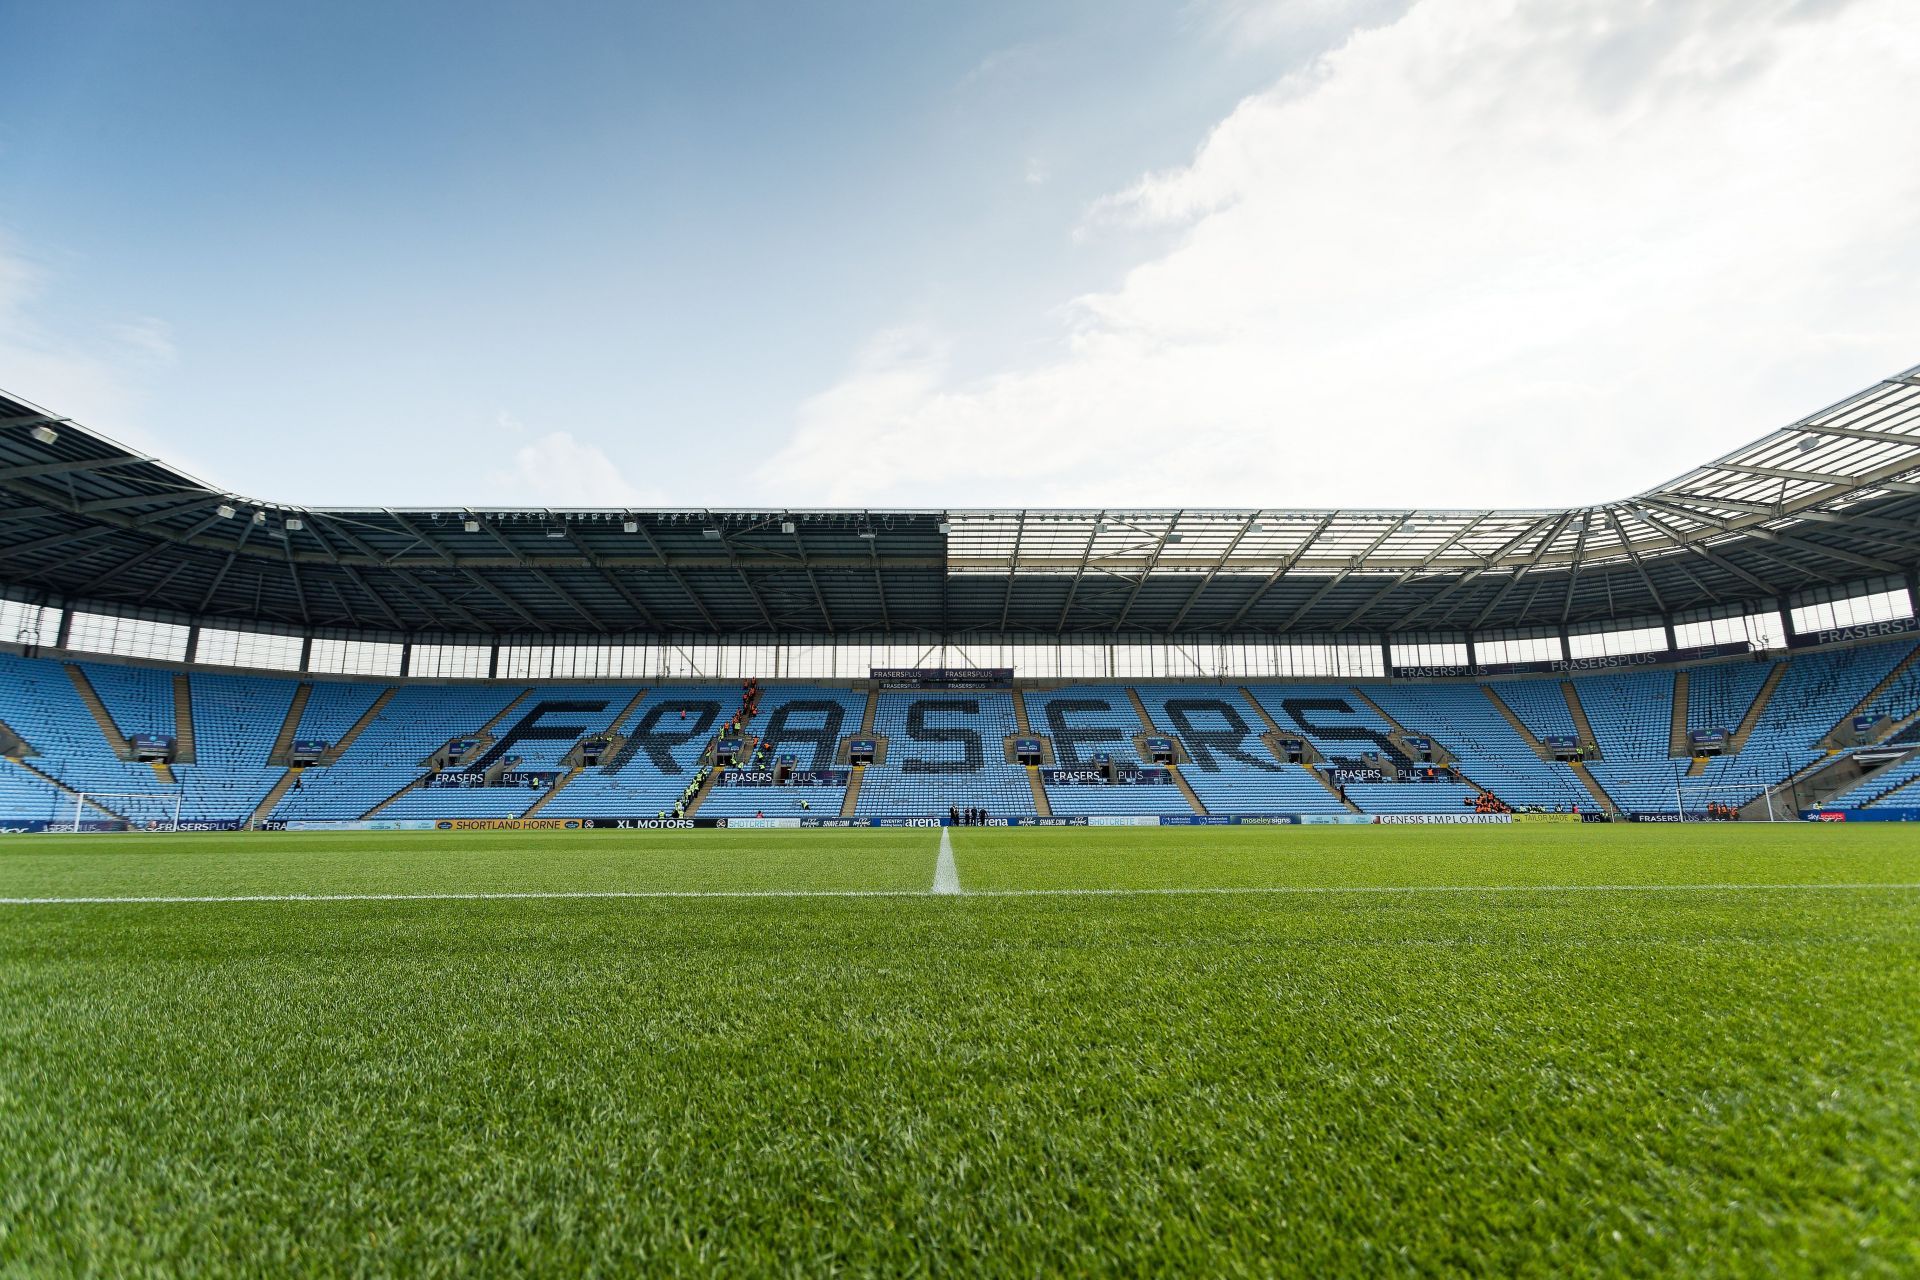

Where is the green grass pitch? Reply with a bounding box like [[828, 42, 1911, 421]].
[[3, 824, 1917, 1276]]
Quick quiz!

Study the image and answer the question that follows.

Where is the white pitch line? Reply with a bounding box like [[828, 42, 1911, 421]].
[[4, 882, 1920, 907], [931, 828, 962, 895]]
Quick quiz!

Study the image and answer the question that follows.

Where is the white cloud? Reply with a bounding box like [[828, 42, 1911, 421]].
[[496, 428, 664, 507], [0, 236, 156, 446], [1194, 0, 1414, 54], [763, 0, 1920, 510], [108, 317, 177, 366]]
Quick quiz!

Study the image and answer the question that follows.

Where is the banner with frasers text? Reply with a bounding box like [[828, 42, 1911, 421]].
[[717, 769, 850, 788]]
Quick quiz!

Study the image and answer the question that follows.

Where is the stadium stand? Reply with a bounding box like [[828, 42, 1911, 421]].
[[1239, 684, 1406, 770], [272, 683, 529, 821], [1366, 683, 1593, 811], [293, 681, 393, 752], [1132, 686, 1346, 815], [539, 685, 739, 819], [1689, 639, 1917, 810], [2, 637, 1918, 825], [0, 653, 181, 825], [181, 672, 298, 821], [374, 684, 642, 820], [698, 685, 868, 818], [1026, 686, 1196, 817], [3, 367, 1918, 828], [79, 661, 176, 740], [1685, 660, 1775, 735], [1491, 678, 1581, 741], [1825, 753, 1920, 809], [1856, 652, 1920, 729], [1575, 670, 1680, 813], [0, 756, 71, 824], [854, 691, 1036, 819]]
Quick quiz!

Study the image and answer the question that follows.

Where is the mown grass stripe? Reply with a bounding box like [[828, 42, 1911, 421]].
[[5, 881, 1919, 906]]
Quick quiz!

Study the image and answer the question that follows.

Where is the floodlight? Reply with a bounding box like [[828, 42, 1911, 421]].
[[780, 521, 795, 534], [703, 528, 722, 539], [216, 504, 237, 519], [28, 424, 58, 445], [252, 510, 267, 525], [285, 517, 304, 532], [857, 529, 877, 540], [623, 520, 639, 533], [463, 519, 480, 533], [937, 521, 951, 535]]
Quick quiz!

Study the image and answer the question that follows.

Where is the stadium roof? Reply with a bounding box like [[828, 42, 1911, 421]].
[[3, 366, 1918, 640]]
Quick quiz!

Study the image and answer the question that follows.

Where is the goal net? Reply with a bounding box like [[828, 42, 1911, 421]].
[[68, 790, 185, 832], [1670, 775, 1782, 822]]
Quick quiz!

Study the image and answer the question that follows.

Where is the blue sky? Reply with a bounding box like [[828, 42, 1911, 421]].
[[2, 0, 1916, 510]]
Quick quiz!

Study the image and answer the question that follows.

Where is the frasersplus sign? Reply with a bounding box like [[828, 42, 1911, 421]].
[[1787, 616, 1919, 649], [1389, 640, 1759, 680], [870, 668, 1014, 689]]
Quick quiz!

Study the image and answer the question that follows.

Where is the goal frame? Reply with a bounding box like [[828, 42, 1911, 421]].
[[1669, 771, 1781, 822], [69, 790, 185, 833]]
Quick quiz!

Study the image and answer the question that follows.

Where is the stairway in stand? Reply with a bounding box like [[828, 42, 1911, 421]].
[[1668, 671, 1691, 759], [171, 675, 197, 764], [65, 666, 133, 758]]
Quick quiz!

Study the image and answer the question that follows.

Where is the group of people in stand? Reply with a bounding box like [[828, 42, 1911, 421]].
[[1702, 801, 1741, 821], [658, 679, 769, 821], [1467, 793, 1609, 816], [949, 805, 991, 826]]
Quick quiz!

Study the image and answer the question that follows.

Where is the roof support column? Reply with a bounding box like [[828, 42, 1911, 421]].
[[400, 641, 413, 678], [1557, 624, 1572, 660], [1776, 594, 1798, 643], [185, 624, 201, 665], [1662, 614, 1678, 654], [1380, 639, 1393, 677], [54, 608, 71, 651], [1906, 569, 1920, 613], [1464, 634, 1479, 672], [488, 644, 500, 679], [298, 635, 313, 672]]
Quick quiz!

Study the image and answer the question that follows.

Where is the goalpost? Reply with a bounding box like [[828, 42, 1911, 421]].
[[68, 790, 185, 833], [1671, 771, 1781, 822]]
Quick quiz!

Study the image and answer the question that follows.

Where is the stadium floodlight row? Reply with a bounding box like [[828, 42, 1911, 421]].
[[0, 370, 1916, 830]]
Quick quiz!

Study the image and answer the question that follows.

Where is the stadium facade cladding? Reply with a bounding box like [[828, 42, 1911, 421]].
[[1, 366, 1917, 650]]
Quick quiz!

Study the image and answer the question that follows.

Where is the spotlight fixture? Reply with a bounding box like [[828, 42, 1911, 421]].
[[1796, 437, 1818, 453], [252, 510, 268, 525], [28, 424, 59, 445], [216, 504, 237, 519], [463, 519, 481, 533], [545, 526, 567, 539], [857, 529, 877, 540], [623, 520, 639, 533], [285, 517, 304, 532], [780, 520, 796, 535], [937, 522, 951, 535], [702, 528, 722, 539]]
